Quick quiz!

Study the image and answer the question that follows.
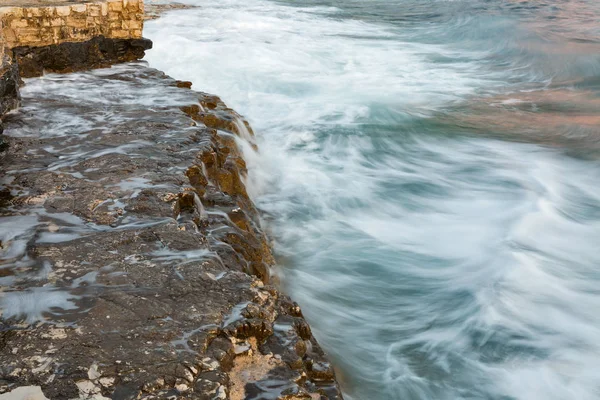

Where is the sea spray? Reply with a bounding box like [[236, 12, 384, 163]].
[[145, 1, 600, 399]]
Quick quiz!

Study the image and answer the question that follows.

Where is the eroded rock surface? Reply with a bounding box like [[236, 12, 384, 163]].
[[0, 56, 21, 153], [0, 63, 342, 399], [13, 36, 153, 78], [0, 58, 20, 117]]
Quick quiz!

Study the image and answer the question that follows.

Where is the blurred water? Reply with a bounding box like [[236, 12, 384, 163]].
[[145, 1, 600, 398]]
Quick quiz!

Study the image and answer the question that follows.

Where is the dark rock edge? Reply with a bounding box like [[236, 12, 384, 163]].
[[13, 35, 153, 79]]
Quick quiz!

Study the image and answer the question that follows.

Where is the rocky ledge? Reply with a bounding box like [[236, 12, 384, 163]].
[[0, 58, 19, 117], [0, 63, 343, 399], [13, 36, 152, 78], [0, 56, 21, 152]]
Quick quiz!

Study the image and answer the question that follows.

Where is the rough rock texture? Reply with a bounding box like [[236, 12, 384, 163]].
[[0, 57, 20, 116], [0, 0, 150, 77], [0, 56, 20, 152], [13, 35, 152, 77], [0, 63, 343, 400], [0, 0, 145, 49]]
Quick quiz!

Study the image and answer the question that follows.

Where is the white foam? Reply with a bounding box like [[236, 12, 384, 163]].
[[0, 287, 80, 323], [144, 0, 495, 133], [144, 1, 600, 399], [0, 216, 39, 262]]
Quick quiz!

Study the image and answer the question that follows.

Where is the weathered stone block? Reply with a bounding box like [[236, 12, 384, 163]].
[[50, 17, 65, 27], [125, 2, 141, 13], [88, 5, 102, 17], [16, 27, 40, 39], [1, 28, 17, 43], [10, 19, 29, 29], [71, 4, 88, 14], [122, 20, 142, 30], [66, 16, 87, 29], [111, 29, 129, 38], [108, 1, 123, 12], [0, 7, 24, 19], [27, 8, 43, 18], [55, 6, 71, 17], [108, 11, 120, 21]]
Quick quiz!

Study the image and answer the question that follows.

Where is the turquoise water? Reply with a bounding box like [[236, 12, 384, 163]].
[[145, 1, 600, 398]]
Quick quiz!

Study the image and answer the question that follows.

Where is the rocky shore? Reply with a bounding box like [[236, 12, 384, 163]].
[[0, 2, 343, 400]]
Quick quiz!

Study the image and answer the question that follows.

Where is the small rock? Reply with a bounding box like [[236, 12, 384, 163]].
[[175, 383, 189, 392], [88, 363, 101, 380], [99, 377, 115, 387], [175, 80, 192, 89]]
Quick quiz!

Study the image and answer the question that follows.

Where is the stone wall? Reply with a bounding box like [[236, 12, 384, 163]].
[[0, 0, 144, 49], [0, 0, 151, 77]]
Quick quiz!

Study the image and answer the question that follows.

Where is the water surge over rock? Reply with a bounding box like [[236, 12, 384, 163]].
[[144, 0, 600, 399]]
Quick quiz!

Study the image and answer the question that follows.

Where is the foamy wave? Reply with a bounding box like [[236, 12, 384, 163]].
[[145, 1, 600, 398]]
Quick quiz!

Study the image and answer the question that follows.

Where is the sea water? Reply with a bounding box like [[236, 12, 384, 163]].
[[145, 1, 600, 398]]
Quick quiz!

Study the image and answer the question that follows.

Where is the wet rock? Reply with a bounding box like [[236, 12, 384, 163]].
[[0, 56, 21, 153], [0, 57, 20, 117], [0, 63, 343, 399], [176, 80, 193, 89], [307, 361, 336, 382]]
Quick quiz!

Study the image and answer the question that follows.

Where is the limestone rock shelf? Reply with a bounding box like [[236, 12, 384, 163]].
[[0, 63, 343, 400]]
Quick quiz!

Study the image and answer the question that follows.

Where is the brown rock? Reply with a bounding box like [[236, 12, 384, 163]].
[[0, 63, 343, 399]]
